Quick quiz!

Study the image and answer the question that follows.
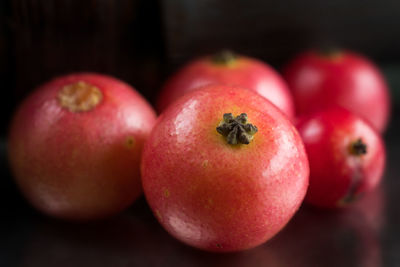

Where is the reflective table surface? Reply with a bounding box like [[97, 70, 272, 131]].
[[1, 111, 399, 267]]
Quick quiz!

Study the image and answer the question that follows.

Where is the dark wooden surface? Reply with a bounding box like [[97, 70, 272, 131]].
[[1, 107, 400, 266]]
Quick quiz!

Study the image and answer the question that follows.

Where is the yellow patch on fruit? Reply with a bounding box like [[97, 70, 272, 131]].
[[155, 210, 162, 220], [202, 160, 209, 168], [125, 136, 135, 149], [204, 197, 214, 209], [163, 188, 170, 198]]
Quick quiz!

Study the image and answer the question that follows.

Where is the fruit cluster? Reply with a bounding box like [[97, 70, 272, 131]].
[[8, 49, 388, 252]]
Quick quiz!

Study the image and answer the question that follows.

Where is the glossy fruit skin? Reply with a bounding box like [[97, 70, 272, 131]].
[[8, 73, 157, 221], [157, 55, 295, 118], [283, 50, 390, 132], [296, 107, 385, 208], [142, 84, 309, 252]]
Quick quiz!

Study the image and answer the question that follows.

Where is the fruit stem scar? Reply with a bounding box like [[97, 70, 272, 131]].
[[349, 138, 367, 156], [58, 81, 102, 112], [318, 47, 343, 60], [212, 50, 237, 65], [216, 113, 258, 145]]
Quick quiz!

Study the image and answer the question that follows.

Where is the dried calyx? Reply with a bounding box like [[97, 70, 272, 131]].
[[349, 138, 367, 156], [217, 113, 258, 145], [58, 81, 102, 112], [212, 50, 237, 65], [318, 46, 342, 60]]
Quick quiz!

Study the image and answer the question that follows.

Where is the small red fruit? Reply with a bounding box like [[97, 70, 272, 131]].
[[8, 73, 157, 220], [283, 50, 390, 132], [157, 50, 295, 118], [296, 107, 385, 208], [142, 84, 309, 252]]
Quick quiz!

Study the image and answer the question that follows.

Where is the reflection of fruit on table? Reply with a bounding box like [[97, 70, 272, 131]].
[[267, 187, 384, 267], [19, 186, 384, 267]]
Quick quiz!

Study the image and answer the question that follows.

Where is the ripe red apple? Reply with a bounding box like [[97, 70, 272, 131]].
[[142, 84, 309, 252], [296, 107, 385, 208], [283, 50, 390, 132], [157, 50, 295, 118], [8, 73, 157, 220]]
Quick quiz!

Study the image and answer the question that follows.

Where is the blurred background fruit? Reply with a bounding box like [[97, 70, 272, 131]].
[[156, 51, 294, 117], [296, 107, 385, 208], [283, 50, 390, 132], [8, 73, 156, 220]]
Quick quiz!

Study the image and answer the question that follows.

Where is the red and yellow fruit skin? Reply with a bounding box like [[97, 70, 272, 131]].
[[8, 73, 157, 221], [142, 85, 309, 252], [283, 50, 390, 132], [156, 55, 295, 118], [296, 107, 385, 208]]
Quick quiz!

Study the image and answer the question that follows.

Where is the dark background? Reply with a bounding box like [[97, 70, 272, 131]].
[[1, 1, 399, 266], [1, 0, 400, 135]]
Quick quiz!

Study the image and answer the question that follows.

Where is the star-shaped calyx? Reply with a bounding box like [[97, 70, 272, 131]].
[[216, 113, 258, 145], [349, 138, 367, 156]]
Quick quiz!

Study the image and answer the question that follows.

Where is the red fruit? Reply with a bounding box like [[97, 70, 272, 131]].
[[157, 51, 294, 118], [283, 50, 390, 132], [296, 107, 385, 208], [142, 84, 309, 252], [8, 73, 157, 220]]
